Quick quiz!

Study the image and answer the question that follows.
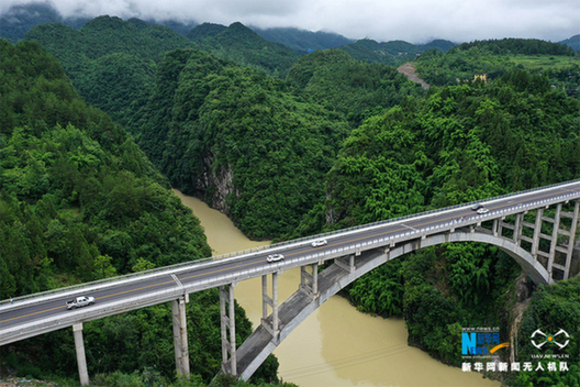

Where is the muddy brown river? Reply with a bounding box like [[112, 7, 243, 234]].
[[174, 190, 500, 387]]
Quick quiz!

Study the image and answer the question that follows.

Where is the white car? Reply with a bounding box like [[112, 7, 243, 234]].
[[311, 239, 328, 247], [267, 254, 284, 263], [66, 296, 95, 310], [477, 207, 489, 214]]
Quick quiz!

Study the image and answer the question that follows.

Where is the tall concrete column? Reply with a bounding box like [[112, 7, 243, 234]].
[[312, 264, 319, 295], [300, 264, 319, 296], [547, 203, 562, 278], [220, 284, 236, 375], [72, 323, 89, 386], [261, 273, 280, 337], [262, 275, 269, 321], [271, 273, 279, 332], [531, 208, 544, 257], [514, 213, 523, 246], [492, 219, 499, 237], [563, 200, 579, 279], [172, 297, 190, 376]]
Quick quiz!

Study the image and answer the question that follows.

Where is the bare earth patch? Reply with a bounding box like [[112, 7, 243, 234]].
[[397, 63, 430, 90]]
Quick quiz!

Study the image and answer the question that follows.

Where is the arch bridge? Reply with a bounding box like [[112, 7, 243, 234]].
[[1, 180, 579, 384]]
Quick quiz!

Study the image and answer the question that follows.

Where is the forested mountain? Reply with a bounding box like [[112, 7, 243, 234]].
[[130, 49, 350, 239], [23, 16, 196, 127], [286, 49, 426, 127], [188, 22, 300, 78], [186, 22, 228, 42], [0, 38, 284, 386], [339, 38, 456, 66], [251, 26, 354, 54], [0, 2, 89, 43], [454, 38, 577, 56], [290, 68, 580, 386], [560, 34, 580, 52], [414, 38, 580, 94], [2, 13, 580, 385]]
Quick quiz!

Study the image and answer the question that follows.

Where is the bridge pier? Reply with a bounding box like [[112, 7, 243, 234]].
[[300, 264, 319, 299], [530, 208, 543, 257], [547, 203, 563, 279], [514, 213, 523, 246], [511, 200, 580, 281], [492, 219, 499, 237], [172, 296, 190, 376], [220, 284, 237, 375], [560, 200, 579, 279], [261, 273, 280, 338], [72, 323, 89, 386]]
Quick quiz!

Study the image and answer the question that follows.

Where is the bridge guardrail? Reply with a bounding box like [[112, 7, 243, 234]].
[[2, 179, 579, 308], [2, 188, 579, 343]]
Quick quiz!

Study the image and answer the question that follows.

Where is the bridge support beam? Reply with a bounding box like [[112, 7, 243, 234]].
[[220, 284, 237, 375], [261, 273, 280, 338], [72, 323, 89, 386], [172, 296, 190, 377], [335, 255, 355, 273]]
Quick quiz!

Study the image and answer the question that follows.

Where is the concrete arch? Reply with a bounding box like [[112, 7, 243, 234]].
[[236, 229, 551, 379]]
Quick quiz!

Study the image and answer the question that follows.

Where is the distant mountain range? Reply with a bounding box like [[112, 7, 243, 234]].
[[5, 1, 578, 60]]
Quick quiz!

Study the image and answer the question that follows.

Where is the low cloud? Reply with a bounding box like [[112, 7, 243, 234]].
[[2, 0, 578, 43]]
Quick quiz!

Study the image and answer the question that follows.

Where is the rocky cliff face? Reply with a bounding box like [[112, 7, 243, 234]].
[[199, 152, 237, 216]]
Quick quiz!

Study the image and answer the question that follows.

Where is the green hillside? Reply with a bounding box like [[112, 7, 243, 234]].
[[24, 16, 196, 127], [291, 68, 580, 382], [187, 22, 228, 42], [191, 22, 300, 78], [413, 38, 580, 94], [287, 49, 426, 127], [130, 49, 349, 239], [339, 38, 456, 66], [0, 39, 285, 386], [251, 26, 354, 54], [2, 20, 580, 385]]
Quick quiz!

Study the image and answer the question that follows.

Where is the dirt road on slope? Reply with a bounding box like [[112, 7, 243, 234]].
[[397, 63, 430, 90]]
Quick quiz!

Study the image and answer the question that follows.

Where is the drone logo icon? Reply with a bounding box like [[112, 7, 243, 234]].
[[531, 329, 570, 350]]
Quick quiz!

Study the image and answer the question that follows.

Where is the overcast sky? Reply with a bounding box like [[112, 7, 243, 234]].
[[2, 0, 579, 44]]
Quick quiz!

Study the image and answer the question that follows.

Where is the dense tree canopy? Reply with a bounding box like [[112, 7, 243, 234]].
[[131, 49, 349, 239], [414, 39, 580, 94], [0, 40, 286, 385], [1, 22, 579, 385], [287, 49, 426, 128], [293, 68, 580, 371], [0, 39, 212, 295]]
